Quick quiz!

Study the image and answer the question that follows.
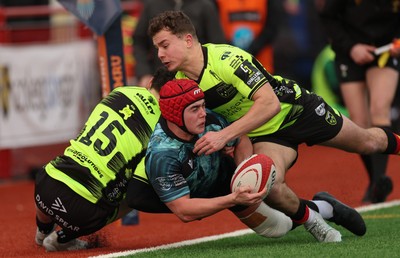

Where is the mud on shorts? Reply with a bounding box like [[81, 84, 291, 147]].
[[334, 51, 400, 83], [34, 168, 119, 240], [250, 90, 344, 152]]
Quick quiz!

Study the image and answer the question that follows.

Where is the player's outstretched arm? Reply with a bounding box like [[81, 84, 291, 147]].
[[165, 187, 265, 223]]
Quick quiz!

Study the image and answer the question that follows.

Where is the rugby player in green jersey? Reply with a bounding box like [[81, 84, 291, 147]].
[[148, 10, 400, 242], [33, 85, 161, 252]]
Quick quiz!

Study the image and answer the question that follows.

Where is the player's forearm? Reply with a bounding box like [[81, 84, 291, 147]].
[[223, 93, 280, 142], [168, 195, 236, 223]]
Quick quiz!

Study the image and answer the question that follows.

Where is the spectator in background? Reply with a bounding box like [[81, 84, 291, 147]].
[[273, 0, 327, 90], [132, 0, 226, 87], [318, 0, 400, 203], [215, 0, 281, 73]]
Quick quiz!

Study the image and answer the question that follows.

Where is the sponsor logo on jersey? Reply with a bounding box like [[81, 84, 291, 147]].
[[188, 158, 193, 169], [230, 55, 245, 69], [54, 215, 80, 232], [221, 51, 232, 60], [220, 96, 245, 118], [315, 103, 326, 116], [51, 197, 67, 213], [36, 194, 55, 216], [135, 92, 156, 115], [234, 60, 263, 88], [66, 148, 104, 178], [156, 174, 186, 191]]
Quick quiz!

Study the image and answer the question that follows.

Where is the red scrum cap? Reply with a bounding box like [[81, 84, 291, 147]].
[[159, 79, 205, 127]]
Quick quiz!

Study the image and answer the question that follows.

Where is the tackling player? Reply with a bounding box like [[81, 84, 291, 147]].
[[146, 10, 400, 241]]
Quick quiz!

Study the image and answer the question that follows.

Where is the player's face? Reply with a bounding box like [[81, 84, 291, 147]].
[[153, 30, 188, 71], [183, 99, 206, 135]]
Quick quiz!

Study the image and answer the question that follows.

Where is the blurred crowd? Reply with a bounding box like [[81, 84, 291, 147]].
[[1, 0, 400, 153]]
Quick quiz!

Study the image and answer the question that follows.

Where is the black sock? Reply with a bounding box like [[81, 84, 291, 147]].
[[302, 199, 319, 212], [381, 127, 400, 154], [36, 216, 55, 234], [360, 154, 374, 187], [290, 200, 308, 230]]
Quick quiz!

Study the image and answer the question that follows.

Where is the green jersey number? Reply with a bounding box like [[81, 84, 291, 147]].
[[78, 111, 126, 157]]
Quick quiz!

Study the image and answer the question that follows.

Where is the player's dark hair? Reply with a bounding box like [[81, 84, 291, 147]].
[[148, 10, 197, 40], [150, 66, 176, 92]]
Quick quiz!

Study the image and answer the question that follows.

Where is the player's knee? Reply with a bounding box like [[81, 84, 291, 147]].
[[253, 217, 292, 238], [237, 202, 292, 238]]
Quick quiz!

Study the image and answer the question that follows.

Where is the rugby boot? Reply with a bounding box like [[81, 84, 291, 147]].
[[43, 231, 88, 252], [304, 212, 342, 242], [313, 191, 366, 236]]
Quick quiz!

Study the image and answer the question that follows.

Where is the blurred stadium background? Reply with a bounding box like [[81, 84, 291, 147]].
[[1, 0, 399, 181]]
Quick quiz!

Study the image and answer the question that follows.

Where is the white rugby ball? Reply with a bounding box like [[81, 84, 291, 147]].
[[230, 154, 276, 199]]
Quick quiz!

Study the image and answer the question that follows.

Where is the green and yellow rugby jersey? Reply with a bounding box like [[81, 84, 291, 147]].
[[176, 43, 304, 137], [45, 86, 160, 205]]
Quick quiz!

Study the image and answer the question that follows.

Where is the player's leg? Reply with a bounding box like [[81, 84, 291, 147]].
[[363, 66, 398, 202], [35, 168, 115, 252], [232, 202, 293, 238], [35, 207, 56, 246], [321, 115, 400, 155], [253, 141, 341, 242], [34, 167, 57, 246]]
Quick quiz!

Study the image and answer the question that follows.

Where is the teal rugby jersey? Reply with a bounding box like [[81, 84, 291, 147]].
[[145, 109, 237, 203], [45, 86, 160, 205], [175, 43, 306, 137]]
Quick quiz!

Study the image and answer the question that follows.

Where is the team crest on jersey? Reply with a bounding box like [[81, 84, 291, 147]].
[[216, 84, 237, 98], [119, 104, 136, 120], [325, 111, 337, 125]]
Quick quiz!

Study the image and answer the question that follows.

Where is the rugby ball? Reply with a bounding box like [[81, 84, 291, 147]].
[[230, 154, 276, 199]]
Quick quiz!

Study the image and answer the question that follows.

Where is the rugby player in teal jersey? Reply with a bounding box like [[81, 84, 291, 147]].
[[140, 78, 293, 239], [148, 10, 400, 242]]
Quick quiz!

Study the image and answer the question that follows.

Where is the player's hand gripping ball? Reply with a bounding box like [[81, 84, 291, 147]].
[[230, 154, 276, 199]]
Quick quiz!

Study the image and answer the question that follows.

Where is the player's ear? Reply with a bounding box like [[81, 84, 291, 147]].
[[185, 33, 194, 47]]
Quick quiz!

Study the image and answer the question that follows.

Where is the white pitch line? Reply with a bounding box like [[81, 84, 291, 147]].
[[89, 229, 253, 258], [90, 200, 400, 258]]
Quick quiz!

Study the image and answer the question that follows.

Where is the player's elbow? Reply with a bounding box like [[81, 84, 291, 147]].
[[175, 213, 197, 223], [272, 101, 281, 116]]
